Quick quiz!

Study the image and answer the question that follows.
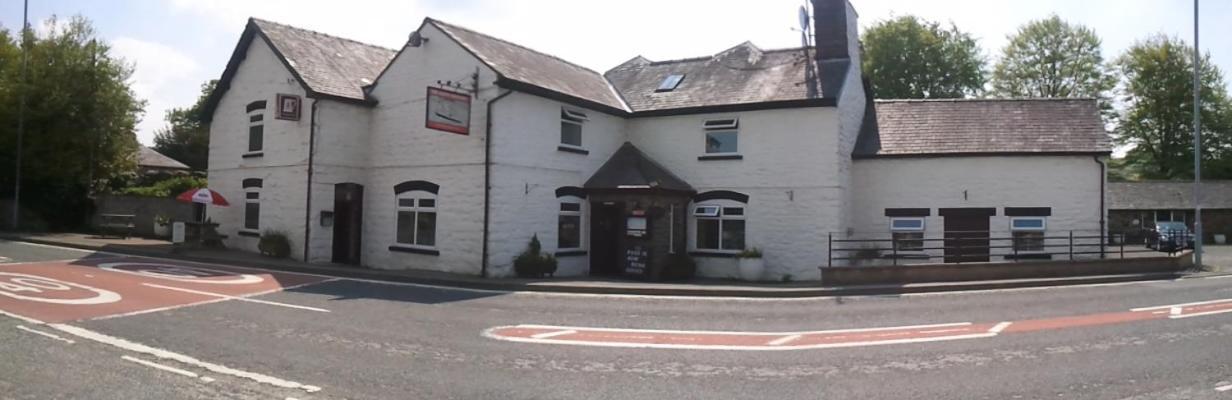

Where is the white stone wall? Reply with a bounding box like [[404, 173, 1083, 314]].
[[305, 101, 373, 263], [627, 107, 844, 281], [362, 22, 500, 275], [850, 155, 1106, 265], [206, 35, 311, 260], [486, 92, 629, 277]]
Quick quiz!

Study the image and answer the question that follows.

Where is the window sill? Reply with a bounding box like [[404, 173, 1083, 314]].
[[388, 245, 440, 256], [688, 250, 740, 258], [557, 145, 589, 155], [237, 230, 260, 237], [242, 152, 264, 159], [698, 154, 742, 161], [555, 249, 587, 257]]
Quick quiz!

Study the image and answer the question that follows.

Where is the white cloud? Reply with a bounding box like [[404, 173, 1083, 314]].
[[110, 37, 201, 145]]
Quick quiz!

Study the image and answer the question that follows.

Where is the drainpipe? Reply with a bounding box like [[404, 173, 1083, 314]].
[[1094, 155, 1106, 259], [482, 89, 514, 278], [303, 99, 319, 262]]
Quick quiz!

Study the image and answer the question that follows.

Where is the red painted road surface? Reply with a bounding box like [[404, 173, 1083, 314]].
[[0, 256, 331, 323], [486, 299, 1232, 350]]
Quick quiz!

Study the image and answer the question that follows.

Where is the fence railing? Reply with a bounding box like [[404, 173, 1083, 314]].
[[826, 230, 1192, 267]]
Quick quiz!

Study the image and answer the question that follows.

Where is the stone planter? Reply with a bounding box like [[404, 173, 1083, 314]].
[[737, 257, 765, 281], [1216, 234, 1227, 245], [153, 223, 170, 238]]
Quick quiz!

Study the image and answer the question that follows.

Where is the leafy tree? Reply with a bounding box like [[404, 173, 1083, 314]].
[[861, 15, 986, 99], [1114, 35, 1232, 180], [992, 15, 1116, 117], [0, 16, 145, 229], [153, 80, 215, 171]]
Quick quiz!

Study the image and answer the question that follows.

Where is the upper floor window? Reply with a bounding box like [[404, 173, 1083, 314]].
[[889, 217, 925, 251], [1010, 217, 1046, 252], [246, 100, 266, 154], [703, 118, 738, 154], [560, 108, 587, 148]]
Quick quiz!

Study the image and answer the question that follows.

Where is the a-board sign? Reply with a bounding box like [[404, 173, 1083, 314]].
[[624, 246, 649, 276]]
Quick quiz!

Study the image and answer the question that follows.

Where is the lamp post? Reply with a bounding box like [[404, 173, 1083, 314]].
[[10, 0, 28, 230], [1192, 0, 1203, 268]]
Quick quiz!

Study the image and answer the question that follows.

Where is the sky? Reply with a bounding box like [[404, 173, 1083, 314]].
[[1, 0, 1229, 147]]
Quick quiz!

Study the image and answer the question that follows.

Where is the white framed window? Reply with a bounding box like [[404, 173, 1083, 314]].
[[558, 200, 583, 250], [246, 100, 265, 154], [693, 203, 745, 251], [560, 108, 587, 148], [395, 193, 437, 248], [889, 217, 925, 251], [243, 189, 260, 231], [1010, 217, 1046, 252], [703, 118, 739, 154]]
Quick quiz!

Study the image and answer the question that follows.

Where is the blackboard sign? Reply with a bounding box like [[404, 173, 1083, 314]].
[[624, 246, 649, 276]]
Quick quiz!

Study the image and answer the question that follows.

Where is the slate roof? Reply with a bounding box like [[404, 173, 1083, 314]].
[[137, 146, 190, 170], [605, 43, 836, 113], [428, 19, 629, 114], [251, 18, 396, 101], [1108, 181, 1232, 210], [584, 143, 694, 192], [854, 98, 1112, 157]]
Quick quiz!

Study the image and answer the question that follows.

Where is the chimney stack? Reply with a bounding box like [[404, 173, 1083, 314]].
[[811, 0, 851, 62]]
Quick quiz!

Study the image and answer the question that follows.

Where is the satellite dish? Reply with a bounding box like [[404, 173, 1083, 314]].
[[409, 31, 428, 47], [798, 5, 810, 32]]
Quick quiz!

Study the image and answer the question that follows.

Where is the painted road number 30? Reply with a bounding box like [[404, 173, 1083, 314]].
[[0, 272, 122, 305]]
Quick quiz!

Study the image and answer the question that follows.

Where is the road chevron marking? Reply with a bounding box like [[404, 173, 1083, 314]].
[[140, 283, 331, 313], [122, 355, 200, 378], [15, 325, 75, 344], [530, 329, 577, 339], [767, 334, 802, 346], [988, 321, 1012, 334]]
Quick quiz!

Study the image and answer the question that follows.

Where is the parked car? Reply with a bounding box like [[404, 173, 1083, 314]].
[[1145, 222, 1195, 251]]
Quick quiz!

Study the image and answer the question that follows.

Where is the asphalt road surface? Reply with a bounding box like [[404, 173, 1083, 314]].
[[1, 239, 1231, 400]]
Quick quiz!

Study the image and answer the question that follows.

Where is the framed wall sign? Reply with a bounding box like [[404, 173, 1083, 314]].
[[275, 93, 302, 121], [425, 87, 471, 135]]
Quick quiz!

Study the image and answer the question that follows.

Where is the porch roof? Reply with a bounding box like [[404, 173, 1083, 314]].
[[584, 142, 693, 192]]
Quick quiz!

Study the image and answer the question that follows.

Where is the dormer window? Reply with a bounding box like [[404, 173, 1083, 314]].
[[656, 74, 685, 92]]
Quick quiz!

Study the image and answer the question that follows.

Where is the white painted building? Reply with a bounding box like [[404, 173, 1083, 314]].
[[204, 0, 1111, 280]]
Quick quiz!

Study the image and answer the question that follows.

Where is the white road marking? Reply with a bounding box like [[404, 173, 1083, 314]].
[[1131, 298, 1232, 311], [1170, 306, 1183, 316], [919, 328, 969, 334], [529, 329, 577, 339], [50, 324, 322, 393], [1169, 308, 1232, 319], [86, 278, 339, 321], [1215, 384, 1232, 392], [0, 272, 123, 305], [99, 263, 264, 284], [200, 376, 215, 383], [0, 256, 11, 263], [122, 355, 199, 378], [15, 325, 74, 343], [767, 334, 802, 346], [0, 257, 127, 266], [140, 283, 330, 313], [510, 321, 973, 336], [988, 321, 1013, 334], [0, 309, 45, 324], [483, 326, 997, 351]]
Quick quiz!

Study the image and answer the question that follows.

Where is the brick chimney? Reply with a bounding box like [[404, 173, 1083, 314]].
[[812, 0, 851, 62]]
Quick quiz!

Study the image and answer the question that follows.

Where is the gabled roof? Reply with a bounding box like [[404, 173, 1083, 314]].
[[584, 143, 693, 192], [427, 19, 629, 115], [605, 43, 840, 114], [854, 98, 1112, 158], [137, 146, 190, 170], [203, 18, 396, 120], [1108, 181, 1232, 210]]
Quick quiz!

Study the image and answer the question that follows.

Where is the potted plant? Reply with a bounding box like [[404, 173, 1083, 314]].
[[258, 230, 292, 258], [1216, 231, 1227, 245], [737, 247, 764, 281], [513, 235, 558, 278], [153, 215, 170, 238]]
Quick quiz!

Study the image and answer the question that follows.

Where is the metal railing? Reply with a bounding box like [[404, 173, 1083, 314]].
[[826, 230, 1192, 267]]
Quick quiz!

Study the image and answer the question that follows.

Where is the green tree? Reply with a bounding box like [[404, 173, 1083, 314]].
[[153, 80, 215, 171], [0, 16, 145, 229], [1115, 35, 1232, 180], [861, 15, 986, 99], [992, 15, 1116, 115]]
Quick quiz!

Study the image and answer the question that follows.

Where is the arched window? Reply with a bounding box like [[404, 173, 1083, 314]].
[[393, 181, 439, 249], [690, 191, 748, 252], [242, 178, 263, 231], [246, 100, 266, 155]]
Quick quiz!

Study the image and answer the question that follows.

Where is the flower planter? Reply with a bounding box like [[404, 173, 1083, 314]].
[[737, 257, 765, 281], [1216, 234, 1227, 245], [153, 223, 170, 238]]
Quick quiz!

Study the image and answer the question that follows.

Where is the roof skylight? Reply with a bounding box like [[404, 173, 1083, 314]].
[[656, 74, 685, 92]]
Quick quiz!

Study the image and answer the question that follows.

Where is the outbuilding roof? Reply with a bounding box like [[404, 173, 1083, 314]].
[[1108, 181, 1232, 210], [584, 143, 694, 192], [854, 98, 1112, 158], [136, 146, 190, 170]]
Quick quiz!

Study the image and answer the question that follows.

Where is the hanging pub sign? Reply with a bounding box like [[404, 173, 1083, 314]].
[[275, 93, 302, 121], [425, 87, 471, 135]]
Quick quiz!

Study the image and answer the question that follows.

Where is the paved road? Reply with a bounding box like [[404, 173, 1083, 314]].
[[1, 239, 1231, 399]]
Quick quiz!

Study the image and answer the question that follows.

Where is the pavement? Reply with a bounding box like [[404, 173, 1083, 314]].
[[1, 239, 1232, 399], [3, 232, 1227, 298]]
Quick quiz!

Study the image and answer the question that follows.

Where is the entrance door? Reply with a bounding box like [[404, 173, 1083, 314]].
[[332, 183, 364, 265], [589, 202, 623, 275], [943, 208, 992, 263]]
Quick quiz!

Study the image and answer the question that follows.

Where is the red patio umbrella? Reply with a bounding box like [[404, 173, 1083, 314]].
[[175, 188, 230, 206]]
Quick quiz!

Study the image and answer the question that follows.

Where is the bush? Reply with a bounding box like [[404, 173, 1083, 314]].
[[119, 175, 207, 198], [258, 230, 292, 258], [513, 235, 558, 278], [736, 247, 763, 258], [656, 252, 697, 281]]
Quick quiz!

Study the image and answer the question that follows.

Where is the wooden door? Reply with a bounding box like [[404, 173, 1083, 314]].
[[943, 208, 992, 263], [332, 183, 364, 265]]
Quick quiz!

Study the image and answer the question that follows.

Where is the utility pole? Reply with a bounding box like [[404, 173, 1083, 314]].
[[86, 39, 98, 196], [1192, 0, 1203, 268], [11, 0, 29, 230]]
